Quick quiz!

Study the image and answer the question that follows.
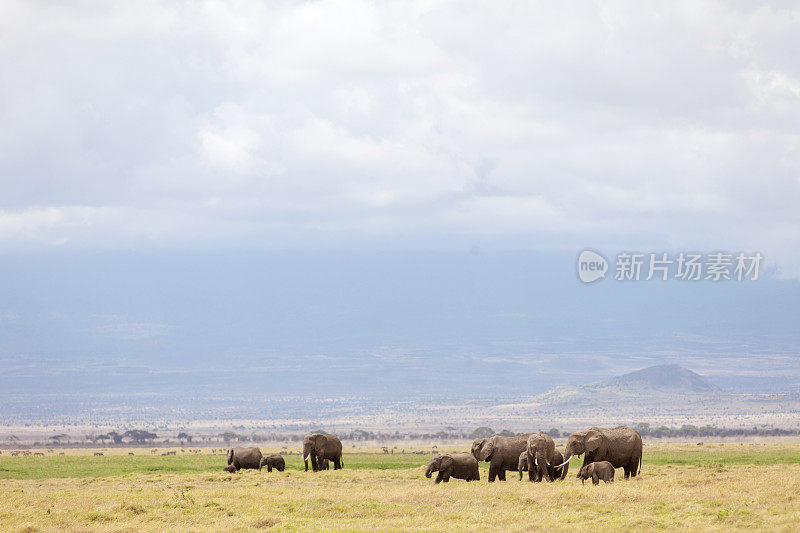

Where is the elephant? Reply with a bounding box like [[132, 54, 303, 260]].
[[526, 432, 565, 482], [557, 426, 642, 479], [517, 451, 529, 481], [259, 454, 286, 472], [425, 453, 480, 483], [471, 434, 532, 482], [222, 465, 236, 473], [317, 458, 330, 470], [577, 461, 615, 485], [225, 447, 263, 471], [302, 433, 343, 471]]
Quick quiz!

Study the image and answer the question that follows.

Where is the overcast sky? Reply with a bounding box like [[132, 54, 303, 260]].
[[1, 1, 799, 275]]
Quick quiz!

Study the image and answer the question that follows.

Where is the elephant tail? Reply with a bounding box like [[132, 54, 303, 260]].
[[637, 454, 642, 476]]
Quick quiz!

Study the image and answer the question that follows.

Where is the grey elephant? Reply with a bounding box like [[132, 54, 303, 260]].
[[526, 432, 566, 482], [577, 461, 615, 484], [225, 447, 263, 471], [517, 451, 529, 480], [317, 458, 329, 470], [302, 433, 343, 471], [471, 434, 532, 482], [425, 453, 480, 483], [557, 426, 642, 478], [259, 454, 286, 472]]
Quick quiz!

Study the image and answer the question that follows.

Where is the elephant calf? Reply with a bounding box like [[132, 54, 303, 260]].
[[425, 453, 480, 483], [518, 451, 529, 481], [259, 454, 286, 472], [577, 461, 615, 485]]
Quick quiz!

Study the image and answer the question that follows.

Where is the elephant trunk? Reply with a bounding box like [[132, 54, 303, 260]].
[[425, 464, 434, 478]]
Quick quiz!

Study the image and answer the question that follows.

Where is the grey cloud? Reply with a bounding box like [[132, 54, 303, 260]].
[[0, 1, 798, 273]]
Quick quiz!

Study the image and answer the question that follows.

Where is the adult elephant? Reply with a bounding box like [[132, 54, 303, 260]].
[[556, 426, 642, 478], [471, 434, 532, 482], [526, 432, 565, 482], [302, 433, 343, 471], [226, 447, 262, 471]]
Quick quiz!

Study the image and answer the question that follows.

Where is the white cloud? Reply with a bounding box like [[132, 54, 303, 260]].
[[0, 1, 799, 274]]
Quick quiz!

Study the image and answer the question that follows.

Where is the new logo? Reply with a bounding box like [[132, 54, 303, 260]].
[[577, 250, 608, 283]]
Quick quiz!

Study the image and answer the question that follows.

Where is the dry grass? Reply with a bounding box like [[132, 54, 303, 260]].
[[0, 445, 798, 531]]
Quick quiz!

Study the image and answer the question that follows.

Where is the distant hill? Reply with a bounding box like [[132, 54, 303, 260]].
[[597, 364, 721, 394]]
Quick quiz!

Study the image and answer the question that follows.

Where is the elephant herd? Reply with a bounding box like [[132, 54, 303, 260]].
[[223, 433, 343, 473], [223, 426, 642, 488], [427, 426, 642, 484]]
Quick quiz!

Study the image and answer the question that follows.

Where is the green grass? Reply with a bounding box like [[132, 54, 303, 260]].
[[0, 452, 432, 480], [1, 445, 798, 480]]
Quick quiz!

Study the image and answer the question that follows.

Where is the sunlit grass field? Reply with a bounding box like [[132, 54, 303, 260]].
[[1, 444, 798, 531]]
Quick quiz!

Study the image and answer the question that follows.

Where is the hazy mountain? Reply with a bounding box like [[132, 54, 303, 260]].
[[597, 364, 721, 394]]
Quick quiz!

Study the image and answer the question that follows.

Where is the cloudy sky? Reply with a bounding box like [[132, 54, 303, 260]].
[[1, 1, 799, 273], [2, 2, 800, 412]]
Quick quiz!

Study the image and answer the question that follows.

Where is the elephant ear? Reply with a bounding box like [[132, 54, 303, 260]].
[[440, 455, 454, 471], [480, 440, 495, 461], [586, 433, 603, 453], [313, 434, 326, 452]]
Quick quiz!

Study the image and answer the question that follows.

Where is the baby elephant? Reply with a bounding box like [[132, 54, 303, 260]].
[[577, 461, 615, 485], [317, 458, 330, 470], [259, 454, 286, 472], [222, 465, 236, 473], [518, 451, 529, 481], [425, 453, 480, 483]]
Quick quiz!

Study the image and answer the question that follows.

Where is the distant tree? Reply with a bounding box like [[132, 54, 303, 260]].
[[122, 430, 157, 444], [95, 434, 111, 444], [177, 432, 193, 443], [498, 429, 515, 437], [48, 434, 68, 443], [351, 429, 370, 441], [680, 425, 698, 436], [547, 428, 560, 438], [107, 431, 123, 444], [470, 427, 494, 439], [220, 431, 239, 444]]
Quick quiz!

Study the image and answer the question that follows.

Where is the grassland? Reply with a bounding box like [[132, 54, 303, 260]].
[[1, 444, 798, 531]]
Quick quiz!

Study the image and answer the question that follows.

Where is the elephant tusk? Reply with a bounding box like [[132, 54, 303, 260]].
[[302, 454, 308, 462], [555, 455, 572, 468], [534, 457, 538, 467]]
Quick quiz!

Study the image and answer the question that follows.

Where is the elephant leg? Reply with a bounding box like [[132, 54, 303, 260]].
[[629, 458, 639, 477], [441, 467, 452, 482], [267, 465, 272, 472], [498, 469, 506, 481], [488, 464, 499, 482], [334, 457, 342, 470], [623, 466, 630, 479], [435, 471, 444, 484], [592, 473, 599, 485]]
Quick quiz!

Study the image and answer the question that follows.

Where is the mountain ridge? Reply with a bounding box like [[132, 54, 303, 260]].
[[595, 364, 721, 394]]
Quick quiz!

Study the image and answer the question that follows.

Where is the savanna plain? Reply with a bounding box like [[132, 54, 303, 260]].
[[1, 443, 798, 532]]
